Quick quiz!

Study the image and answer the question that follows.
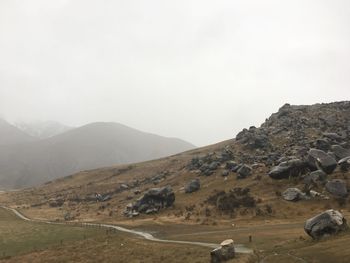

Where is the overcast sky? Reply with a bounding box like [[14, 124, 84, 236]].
[[0, 0, 349, 146]]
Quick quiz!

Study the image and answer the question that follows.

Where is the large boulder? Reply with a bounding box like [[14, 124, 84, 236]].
[[338, 156, 350, 171], [131, 186, 175, 214], [49, 198, 65, 207], [307, 149, 337, 174], [210, 239, 235, 263], [237, 165, 252, 179], [282, 188, 308, 202], [325, 179, 348, 198], [185, 178, 200, 193], [330, 145, 350, 160], [304, 209, 348, 239], [268, 159, 307, 179]]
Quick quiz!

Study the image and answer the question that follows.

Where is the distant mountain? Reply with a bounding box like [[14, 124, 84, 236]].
[[0, 122, 195, 188], [0, 119, 36, 145], [14, 121, 73, 139]]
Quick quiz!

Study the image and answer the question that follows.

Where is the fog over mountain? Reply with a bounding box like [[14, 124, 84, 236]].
[[0, 119, 36, 145], [1, 1, 350, 146], [0, 119, 194, 189], [14, 120, 73, 139]]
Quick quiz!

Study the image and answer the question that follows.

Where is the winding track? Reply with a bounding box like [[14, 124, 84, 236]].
[[0, 206, 253, 254]]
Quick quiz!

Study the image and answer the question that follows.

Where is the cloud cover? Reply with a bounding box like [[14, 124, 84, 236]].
[[0, 0, 349, 146]]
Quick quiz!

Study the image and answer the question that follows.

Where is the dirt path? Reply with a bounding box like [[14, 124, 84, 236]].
[[1, 206, 253, 254]]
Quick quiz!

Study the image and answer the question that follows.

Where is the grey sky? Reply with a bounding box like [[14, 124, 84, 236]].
[[0, 0, 349, 146]]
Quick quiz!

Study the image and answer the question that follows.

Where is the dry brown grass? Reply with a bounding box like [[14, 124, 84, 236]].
[[1, 138, 350, 262]]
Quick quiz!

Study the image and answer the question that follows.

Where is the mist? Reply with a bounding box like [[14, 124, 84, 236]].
[[1, 0, 350, 146]]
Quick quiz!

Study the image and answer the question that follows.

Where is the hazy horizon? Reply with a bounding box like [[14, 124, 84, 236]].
[[1, 0, 350, 146]]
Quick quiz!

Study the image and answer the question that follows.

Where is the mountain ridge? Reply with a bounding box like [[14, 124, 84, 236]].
[[0, 121, 195, 189]]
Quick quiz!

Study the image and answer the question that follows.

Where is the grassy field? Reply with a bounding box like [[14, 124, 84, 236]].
[[0, 207, 256, 262], [0, 207, 104, 259]]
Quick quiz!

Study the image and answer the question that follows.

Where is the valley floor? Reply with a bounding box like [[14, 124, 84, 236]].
[[0, 207, 349, 263]]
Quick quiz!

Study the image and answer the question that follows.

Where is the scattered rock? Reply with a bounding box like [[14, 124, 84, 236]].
[[64, 212, 75, 221], [268, 159, 307, 179], [134, 189, 141, 195], [309, 190, 329, 200], [209, 161, 220, 170], [221, 170, 229, 177], [210, 239, 235, 263], [225, 161, 237, 171], [330, 145, 350, 160], [120, 184, 129, 190], [303, 170, 327, 185], [304, 209, 348, 239], [323, 132, 342, 141], [315, 138, 331, 152], [307, 149, 337, 174], [282, 188, 308, 201], [325, 179, 348, 198], [49, 198, 65, 207], [185, 178, 201, 193], [237, 165, 252, 179], [338, 156, 350, 171]]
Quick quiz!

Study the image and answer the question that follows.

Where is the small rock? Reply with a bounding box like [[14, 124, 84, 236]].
[[209, 162, 220, 170], [303, 170, 327, 185], [225, 161, 237, 171], [338, 156, 350, 171], [282, 188, 308, 202], [323, 132, 342, 141], [325, 179, 348, 198], [185, 178, 201, 193], [309, 190, 329, 200], [237, 165, 252, 179], [221, 170, 229, 177], [315, 139, 331, 152]]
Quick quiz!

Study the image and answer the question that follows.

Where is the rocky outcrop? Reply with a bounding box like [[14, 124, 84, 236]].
[[210, 239, 235, 263], [304, 209, 348, 239], [124, 186, 175, 217], [325, 179, 348, 198], [236, 126, 270, 149], [185, 178, 200, 193], [187, 148, 235, 176], [268, 159, 307, 179], [307, 149, 337, 174]]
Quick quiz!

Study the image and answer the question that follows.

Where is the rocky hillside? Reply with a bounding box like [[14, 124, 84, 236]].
[[2, 101, 349, 227]]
